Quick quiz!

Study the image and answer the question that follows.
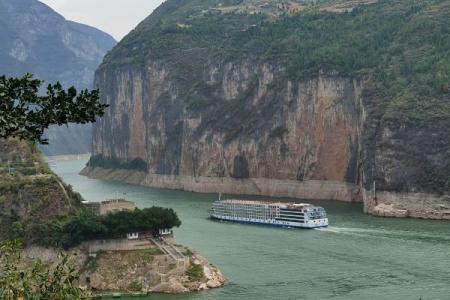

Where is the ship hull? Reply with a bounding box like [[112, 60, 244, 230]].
[[210, 214, 328, 229]]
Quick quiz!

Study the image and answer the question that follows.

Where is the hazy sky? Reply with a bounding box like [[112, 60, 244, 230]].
[[39, 0, 164, 41]]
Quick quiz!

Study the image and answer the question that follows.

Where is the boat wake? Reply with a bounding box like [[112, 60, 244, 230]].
[[316, 226, 386, 234], [315, 226, 450, 243]]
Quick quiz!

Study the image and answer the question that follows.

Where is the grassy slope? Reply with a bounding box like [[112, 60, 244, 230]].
[[0, 139, 84, 245]]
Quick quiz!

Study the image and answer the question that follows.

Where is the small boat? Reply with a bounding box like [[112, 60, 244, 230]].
[[130, 292, 147, 297], [112, 293, 122, 298]]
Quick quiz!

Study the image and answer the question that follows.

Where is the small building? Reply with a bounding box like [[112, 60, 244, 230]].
[[126, 231, 153, 240], [159, 228, 173, 236], [126, 232, 139, 240], [86, 199, 136, 216]]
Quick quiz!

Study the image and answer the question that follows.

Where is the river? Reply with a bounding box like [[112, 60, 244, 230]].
[[52, 159, 450, 300]]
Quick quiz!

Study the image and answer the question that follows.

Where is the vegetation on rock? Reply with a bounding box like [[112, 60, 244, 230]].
[[0, 240, 89, 300], [127, 281, 142, 292], [88, 154, 148, 172], [186, 263, 204, 282], [102, 0, 450, 122], [0, 139, 85, 244]]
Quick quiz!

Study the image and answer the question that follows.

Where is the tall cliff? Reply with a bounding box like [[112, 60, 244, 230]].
[[0, 0, 116, 155], [84, 0, 450, 219]]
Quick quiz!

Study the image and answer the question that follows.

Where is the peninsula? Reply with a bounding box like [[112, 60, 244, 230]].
[[0, 139, 224, 295]]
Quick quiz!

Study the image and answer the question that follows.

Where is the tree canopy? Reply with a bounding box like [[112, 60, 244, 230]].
[[49, 207, 182, 249], [0, 74, 108, 143]]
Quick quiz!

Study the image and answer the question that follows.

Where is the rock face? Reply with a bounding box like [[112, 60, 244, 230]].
[[93, 69, 363, 183], [0, 0, 116, 155], [80, 244, 225, 293], [88, 66, 366, 203], [18, 242, 224, 294], [85, 0, 450, 219]]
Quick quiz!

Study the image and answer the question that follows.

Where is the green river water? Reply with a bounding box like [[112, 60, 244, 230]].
[[52, 159, 450, 300]]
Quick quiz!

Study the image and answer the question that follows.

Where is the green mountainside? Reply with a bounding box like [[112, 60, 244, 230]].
[[89, 0, 450, 218], [0, 139, 84, 245], [102, 0, 449, 122]]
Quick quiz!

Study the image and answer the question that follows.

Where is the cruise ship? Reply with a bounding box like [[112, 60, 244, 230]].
[[210, 198, 328, 229]]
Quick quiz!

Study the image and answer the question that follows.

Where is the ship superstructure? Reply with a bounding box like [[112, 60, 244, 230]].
[[210, 199, 328, 229]]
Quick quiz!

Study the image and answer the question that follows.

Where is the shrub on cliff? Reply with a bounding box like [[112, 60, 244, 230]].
[[87, 154, 148, 172], [186, 263, 204, 282], [0, 167, 85, 244]]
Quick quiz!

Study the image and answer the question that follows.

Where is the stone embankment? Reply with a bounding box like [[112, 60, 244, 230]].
[[22, 238, 225, 294], [363, 190, 450, 220], [80, 167, 361, 202], [45, 153, 91, 161]]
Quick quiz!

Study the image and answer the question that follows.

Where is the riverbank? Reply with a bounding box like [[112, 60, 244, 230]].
[[46, 153, 91, 161], [363, 189, 450, 220], [81, 166, 450, 220], [80, 166, 360, 202]]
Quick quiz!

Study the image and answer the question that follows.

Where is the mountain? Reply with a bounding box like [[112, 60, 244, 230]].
[[82, 0, 450, 219], [0, 0, 116, 155]]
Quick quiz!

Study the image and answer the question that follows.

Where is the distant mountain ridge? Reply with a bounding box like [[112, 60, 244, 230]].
[[0, 0, 116, 155]]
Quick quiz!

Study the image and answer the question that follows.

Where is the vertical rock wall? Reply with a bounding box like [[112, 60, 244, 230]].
[[89, 60, 365, 202]]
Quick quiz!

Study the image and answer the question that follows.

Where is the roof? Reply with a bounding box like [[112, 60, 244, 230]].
[[100, 198, 135, 205], [218, 199, 315, 208]]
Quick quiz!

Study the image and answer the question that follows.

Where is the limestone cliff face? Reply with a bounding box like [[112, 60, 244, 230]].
[[93, 62, 364, 185], [85, 0, 450, 219], [88, 58, 450, 217]]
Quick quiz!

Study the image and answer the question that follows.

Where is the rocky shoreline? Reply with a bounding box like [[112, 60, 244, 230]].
[[80, 166, 360, 202], [45, 153, 91, 161], [22, 239, 225, 295], [81, 166, 450, 220], [363, 190, 450, 220]]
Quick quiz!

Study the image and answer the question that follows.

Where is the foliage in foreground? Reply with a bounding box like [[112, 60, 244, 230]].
[[0, 240, 89, 300], [0, 74, 108, 144]]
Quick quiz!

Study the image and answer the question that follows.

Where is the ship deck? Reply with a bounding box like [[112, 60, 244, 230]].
[[219, 199, 314, 208]]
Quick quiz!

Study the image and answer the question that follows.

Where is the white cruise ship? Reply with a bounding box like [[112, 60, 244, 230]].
[[210, 199, 328, 229]]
